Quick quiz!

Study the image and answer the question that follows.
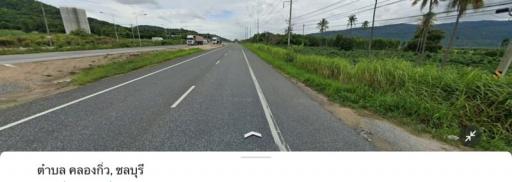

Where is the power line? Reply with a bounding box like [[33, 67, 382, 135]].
[[293, 0, 400, 25], [293, 0, 358, 20], [374, 1, 512, 23], [296, 0, 512, 29], [297, 4, 511, 34]]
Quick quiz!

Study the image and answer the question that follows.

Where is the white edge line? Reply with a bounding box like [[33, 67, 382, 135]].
[[171, 86, 196, 109], [242, 48, 291, 152], [0, 48, 222, 132]]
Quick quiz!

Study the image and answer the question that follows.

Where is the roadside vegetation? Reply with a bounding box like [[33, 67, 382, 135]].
[[73, 48, 202, 85], [0, 30, 184, 55], [245, 43, 511, 151], [293, 46, 504, 73]]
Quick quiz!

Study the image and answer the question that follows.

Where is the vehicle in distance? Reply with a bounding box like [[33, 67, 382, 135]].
[[212, 37, 222, 44], [186, 35, 205, 46]]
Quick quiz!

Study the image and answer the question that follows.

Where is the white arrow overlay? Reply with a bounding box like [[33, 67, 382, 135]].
[[465, 130, 477, 142], [244, 131, 262, 139]]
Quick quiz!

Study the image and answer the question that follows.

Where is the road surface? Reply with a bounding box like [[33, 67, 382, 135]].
[[0, 45, 186, 64], [0, 44, 374, 151]]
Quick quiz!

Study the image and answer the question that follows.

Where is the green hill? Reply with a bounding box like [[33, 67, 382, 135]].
[[0, 0, 228, 41], [312, 20, 512, 48]]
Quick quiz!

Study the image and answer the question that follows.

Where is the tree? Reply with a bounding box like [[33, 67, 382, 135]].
[[317, 18, 329, 33], [443, 0, 484, 66], [416, 12, 436, 54], [405, 28, 444, 53], [501, 38, 510, 48], [362, 21, 370, 29], [317, 18, 329, 46], [347, 15, 357, 36], [334, 34, 354, 51], [412, 0, 441, 55]]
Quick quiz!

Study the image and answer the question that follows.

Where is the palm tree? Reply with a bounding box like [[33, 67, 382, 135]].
[[443, 0, 484, 66], [317, 18, 329, 33], [412, 0, 441, 54], [416, 12, 436, 53], [362, 21, 370, 29], [347, 15, 358, 36], [317, 18, 329, 46]]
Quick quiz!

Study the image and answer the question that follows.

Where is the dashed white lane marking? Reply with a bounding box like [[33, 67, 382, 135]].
[[171, 85, 196, 109], [242, 48, 291, 152], [2, 64, 16, 68], [0, 48, 223, 132]]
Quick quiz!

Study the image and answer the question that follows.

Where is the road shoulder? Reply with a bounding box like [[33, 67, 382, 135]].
[[243, 46, 463, 151]]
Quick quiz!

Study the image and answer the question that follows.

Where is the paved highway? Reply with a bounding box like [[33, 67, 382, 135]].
[[0, 45, 186, 64], [0, 44, 374, 151]]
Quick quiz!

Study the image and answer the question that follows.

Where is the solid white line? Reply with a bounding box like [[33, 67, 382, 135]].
[[0, 48, 222, 132], [171, 86, 196, 109], [242, 49, 291, 152]]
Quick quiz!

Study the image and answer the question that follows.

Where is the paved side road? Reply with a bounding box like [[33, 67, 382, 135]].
[[0, 44, 374, 151], [0, 45, 186, 64]]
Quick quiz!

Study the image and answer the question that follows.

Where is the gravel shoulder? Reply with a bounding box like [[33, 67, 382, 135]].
[[0, 45, 220, 109]]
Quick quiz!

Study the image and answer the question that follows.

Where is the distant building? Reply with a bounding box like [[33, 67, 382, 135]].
[[59, 7, 91, 34]]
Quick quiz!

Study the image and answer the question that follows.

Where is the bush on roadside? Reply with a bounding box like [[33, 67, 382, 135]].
[[246, 43, 512, 151]]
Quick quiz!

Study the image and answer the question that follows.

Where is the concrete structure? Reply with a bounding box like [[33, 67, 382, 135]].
[[59, 7, 91, 34]]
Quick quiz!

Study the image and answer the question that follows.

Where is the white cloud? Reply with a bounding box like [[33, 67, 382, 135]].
[[41, 0, 510, 40]]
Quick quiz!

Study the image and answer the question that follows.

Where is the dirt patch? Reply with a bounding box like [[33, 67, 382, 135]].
[[0, 45, 219, 109], [284, 74, 464, 151], [0, 53, 134, 109]]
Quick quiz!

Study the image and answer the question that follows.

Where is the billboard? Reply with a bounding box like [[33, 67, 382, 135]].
[[59, 7, 91, 34]]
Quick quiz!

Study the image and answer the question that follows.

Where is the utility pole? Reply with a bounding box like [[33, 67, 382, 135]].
[[495, 7, 512, 78], [284, 0, 293, 47], [368, 0, 378, 55], [134, 13, 147, 47], [39, 2, 52, 47], [113, 17, 119, 41], [100, 11, 119, 41], [303, 24, 305, 35], [257, 16, 260, 41], [130, 24, 135, 40]]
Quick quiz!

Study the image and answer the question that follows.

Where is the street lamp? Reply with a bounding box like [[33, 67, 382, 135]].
[[99, 11, 119, 41], [134, 12, 148, 47]]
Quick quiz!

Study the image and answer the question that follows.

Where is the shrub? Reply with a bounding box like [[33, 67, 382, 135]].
[[246, 43, 512, 151]]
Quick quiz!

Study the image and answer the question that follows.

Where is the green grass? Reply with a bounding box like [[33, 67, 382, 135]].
[[245, 43, 512, 151], [0, 29, 185, 55], [73, 48, 202, 85], [287, 46, 504, 73], [0, 29, 27, 36]]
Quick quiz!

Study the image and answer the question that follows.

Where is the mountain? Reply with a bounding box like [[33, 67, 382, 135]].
[[311, 20, 512, 48], [0, 0, 229, 41]]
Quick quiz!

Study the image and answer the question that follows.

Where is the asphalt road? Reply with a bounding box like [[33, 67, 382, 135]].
[[0, 45, 186, 64], [0, 44, 374, 151]]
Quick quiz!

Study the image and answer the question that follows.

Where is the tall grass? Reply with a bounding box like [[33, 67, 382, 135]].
[[291, 46, 503, 72], [246, 43, 511, 151]]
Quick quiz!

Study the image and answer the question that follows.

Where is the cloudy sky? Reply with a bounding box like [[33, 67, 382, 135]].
[[40, 0, 511, 40]]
